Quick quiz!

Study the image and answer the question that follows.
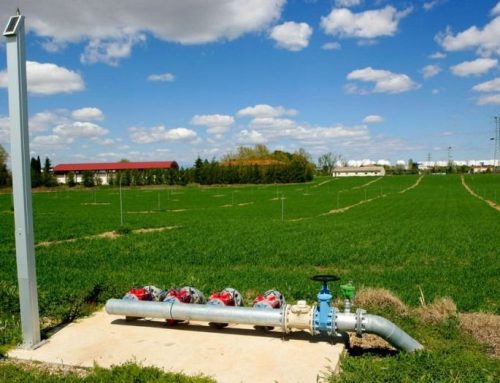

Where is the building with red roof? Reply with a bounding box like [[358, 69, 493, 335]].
[[53, 161, 178, 185]]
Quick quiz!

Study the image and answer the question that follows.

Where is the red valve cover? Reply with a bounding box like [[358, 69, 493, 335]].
[[253, 293, 281, 308], [209, 291, 235, 306], [166, 289, 191, 303], [128, 287, 152, 301]]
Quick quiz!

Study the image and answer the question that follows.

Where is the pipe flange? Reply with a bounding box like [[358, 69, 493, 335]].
[[283, 305, 289, 334], [355, 308, 366, 337]]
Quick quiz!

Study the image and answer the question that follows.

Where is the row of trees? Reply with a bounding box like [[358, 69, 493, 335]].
[[70, 146, 315, 187], [30, 156, 57, 187], [0, 144, 57, 188]]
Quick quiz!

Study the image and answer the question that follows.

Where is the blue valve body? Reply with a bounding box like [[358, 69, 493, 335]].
[[313, 283, 336, 335]]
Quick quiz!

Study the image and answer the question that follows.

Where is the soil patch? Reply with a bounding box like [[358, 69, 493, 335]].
[[36, 226, 178, 247]]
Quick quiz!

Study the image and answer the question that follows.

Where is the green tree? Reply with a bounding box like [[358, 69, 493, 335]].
[[0, 144, 11, 187], [30, 156, 42, 187], [318, 152, 344, 175], [82, 171, 95, 187], [42, 157, 57, 186], [66, 172, 76, 187]]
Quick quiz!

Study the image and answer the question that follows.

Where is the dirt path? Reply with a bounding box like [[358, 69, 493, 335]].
[[399, 175, 423, 193], [323, 194, 386, 215], [461, 175, 500, 212], [312, 179, 334, 188], [352, 176, 382, 189], [36, 226, 178, 247]]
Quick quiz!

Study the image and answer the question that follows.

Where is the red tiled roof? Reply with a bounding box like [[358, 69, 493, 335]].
[[53, 161, 178, 173]]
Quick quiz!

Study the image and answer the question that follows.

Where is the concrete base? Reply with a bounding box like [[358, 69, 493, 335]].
[[9, 310, 345, 383]]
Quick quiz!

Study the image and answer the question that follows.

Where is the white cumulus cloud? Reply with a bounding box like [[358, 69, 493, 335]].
[[0, 1, 285, 65], [71, 107, 104, 121], [269, 21, 313, 51], [335, 0, 361, 7], [29, 111, 66, 132], [492, 2, 500, 16], [32, 134, 73, 148], [81, 33, 146, 66], [436, 8, 500, 57], [249, 117, 297, 130], [363, 115, 384, 123], [429, 52, 446, 59], [472, 77, 500, 92], [148, 72, 175, 82], [322, 42, 342, 50], [423, 0, 446, 12], [320, 6, 412, 39], [450, 58, 497, 77], [0, 61, 84, 95], [53, 122, 109, 138], [476, 94, 500, 105], [422, 64, 442, 79], [346, 67, 419, 94], [236, 129, 267, 144], [237, 104, 298, 118], [129, 126, 198, 144], [191, 114, 234, 135]]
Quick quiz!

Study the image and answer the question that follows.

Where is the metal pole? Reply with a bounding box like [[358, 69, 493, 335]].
[[119, 174, 123, 225], [281, 193, 284, 221], [4, 12, 41, 348]]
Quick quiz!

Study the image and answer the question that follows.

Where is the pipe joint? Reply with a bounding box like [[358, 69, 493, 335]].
[[355, 308, 366, 337]]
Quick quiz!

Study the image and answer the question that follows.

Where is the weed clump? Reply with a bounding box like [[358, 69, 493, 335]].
[[416, 297, 458, 324], [460, 312, 500, 357], [353, 287, 409, 316]]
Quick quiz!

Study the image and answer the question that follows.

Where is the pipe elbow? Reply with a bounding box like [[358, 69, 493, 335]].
[[363, 314, 424, 352]]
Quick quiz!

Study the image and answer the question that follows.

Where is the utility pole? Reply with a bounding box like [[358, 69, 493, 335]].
[[4, 10, 41, 348], [447, 146, 453, 173]]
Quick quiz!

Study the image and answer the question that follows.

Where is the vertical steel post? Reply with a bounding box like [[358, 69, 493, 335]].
[[4, 13, 41, 348]]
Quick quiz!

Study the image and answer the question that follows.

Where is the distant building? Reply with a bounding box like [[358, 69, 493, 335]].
[[332, 166, 385, 177], [53, 161, 178, 185]]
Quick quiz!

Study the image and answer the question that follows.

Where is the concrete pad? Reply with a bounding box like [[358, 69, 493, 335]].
[[9, 309, 345, 383]]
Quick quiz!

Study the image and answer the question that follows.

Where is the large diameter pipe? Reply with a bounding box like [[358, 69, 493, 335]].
[[106, 299, 423, 352], [336, 312, 423, 352], [106, 299, 284, 328]]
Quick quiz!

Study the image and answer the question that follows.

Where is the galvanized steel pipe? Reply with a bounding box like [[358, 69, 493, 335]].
[[106, 299, 423, 352], [335, 311, 424, 352], [106, 299, 284, 328]]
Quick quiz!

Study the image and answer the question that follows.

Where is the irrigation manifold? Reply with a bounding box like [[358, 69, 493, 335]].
[[106, 275, 423, 352]]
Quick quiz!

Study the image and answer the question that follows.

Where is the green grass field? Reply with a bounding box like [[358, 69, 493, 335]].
[[0, 174, 499, 382]]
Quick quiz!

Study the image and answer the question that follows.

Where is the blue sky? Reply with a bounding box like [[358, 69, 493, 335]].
[[0, 0, 499, 167]]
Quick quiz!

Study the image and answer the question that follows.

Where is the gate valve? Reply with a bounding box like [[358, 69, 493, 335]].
[[311, 275, 340, 335], [253, 290, 285, 309], [123, 287, 152, 301], [253, 289, 285, 331], [207, 288, 243, 328], [164, 286, 206, 326]]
